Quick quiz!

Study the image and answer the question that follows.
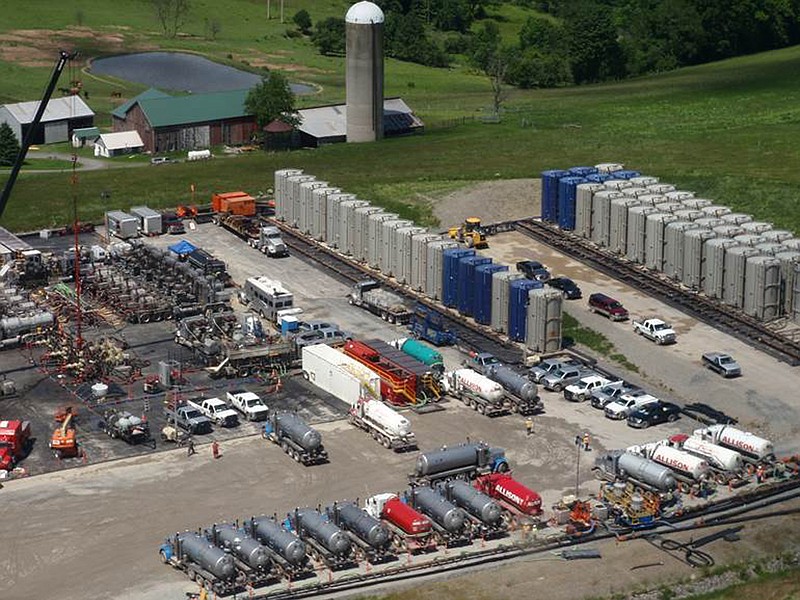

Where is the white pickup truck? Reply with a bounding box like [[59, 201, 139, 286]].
[[226, 389, 269, 421], [605, 391, 659, 420], [188, 397, 240, 427], [632, 318, 677, 345]]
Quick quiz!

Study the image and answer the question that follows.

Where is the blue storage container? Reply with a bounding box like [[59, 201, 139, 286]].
[[612, 170, 641, 180], [568, 166, 598, 177], [443, 248, 475, 308], [509, 279, 542, 342], [474, 264, 508, 325], [541, 170, 569, 223], [558, 176, 587, 231], [457, 256, 492, 316], [586, 173, 613, 183]]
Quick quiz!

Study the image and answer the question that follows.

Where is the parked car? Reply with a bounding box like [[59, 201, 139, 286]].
[[564, 375, 611, 402], [516, 260, 551, 282], [547, 277, 582, 299], [298, 320, 338, 332], [588, 293, 629, 321], [627, 401, 682, 428], [590, 382, 635, 409], [150, 156, 172, 165], [605, 392, 659, 420], [542, 366, 595, 393], [701, 352, 742, 378], [529, 357, 583, 384]]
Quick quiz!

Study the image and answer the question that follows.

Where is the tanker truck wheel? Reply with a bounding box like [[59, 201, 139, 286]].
[[477, 404, 486, 415], [159, 550, 168, 564], [497, 462, 510, 473], [381, 435, 391, 449], [187, 568, 197, 582]]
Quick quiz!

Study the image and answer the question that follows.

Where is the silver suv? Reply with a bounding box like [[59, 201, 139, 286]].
[[542, 366, 595, 392], [529, 357, 582, 384], [590, 381, 633, 409]]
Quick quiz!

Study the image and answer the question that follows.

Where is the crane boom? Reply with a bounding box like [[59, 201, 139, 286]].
[[0, 50, 76, 221]]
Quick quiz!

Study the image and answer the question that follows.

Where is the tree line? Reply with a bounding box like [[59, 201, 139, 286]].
[[306, 0, 800, 88]]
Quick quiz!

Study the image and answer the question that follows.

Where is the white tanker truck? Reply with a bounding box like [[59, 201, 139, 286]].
[[443, 368, 506, 417]]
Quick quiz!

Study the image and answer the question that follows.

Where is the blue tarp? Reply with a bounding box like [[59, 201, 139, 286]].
[[168, 240, 197, 256]]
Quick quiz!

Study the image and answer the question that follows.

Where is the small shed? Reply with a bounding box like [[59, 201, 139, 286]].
[[94, 131, 144, 158], [71, 126, 100, 148]]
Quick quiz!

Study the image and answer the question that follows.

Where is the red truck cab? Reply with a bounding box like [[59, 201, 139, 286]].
[[0, 420, 31, 471]]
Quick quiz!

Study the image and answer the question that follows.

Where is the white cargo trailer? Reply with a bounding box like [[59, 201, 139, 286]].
[[129, 206, 162, 235], [301, 343, 380, 405], [105, 210, 139, 239]]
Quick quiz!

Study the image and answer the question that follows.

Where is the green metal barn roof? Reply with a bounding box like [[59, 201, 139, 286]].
[[136, 89, 251, 128], [111, 88, 171, 119]]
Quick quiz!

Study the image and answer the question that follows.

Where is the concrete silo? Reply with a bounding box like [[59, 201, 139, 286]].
[[346, 1, 384, 143]]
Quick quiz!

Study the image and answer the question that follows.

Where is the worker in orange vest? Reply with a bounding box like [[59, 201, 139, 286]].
[[211, 440, 220, 459], [582, 432, 591, 451]]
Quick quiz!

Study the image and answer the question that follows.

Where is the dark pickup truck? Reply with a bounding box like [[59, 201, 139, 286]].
[[516, 260, 551, 282]]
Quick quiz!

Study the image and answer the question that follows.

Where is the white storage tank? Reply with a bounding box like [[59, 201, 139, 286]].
[[368, 212, 398, 268], [491, 271, 524, 333], [664, 221, 701, 280], [326, 192, 356, 248], [680, 198, 713, 210], [648, 444, 710, 481], [287, 174, 316, 227], [393, 226, 426, 282], [794, 264, 800, 325], [609, 197, 640, 255], [694, 217, 725, 230], [703, 239, 741, 299], [380, 219, 412, 274], [683, 436, 743, 472], [723, 246, 761, 308], [591, 190, 624, 247], [653, 201, 683, 213], [629, 176, 659, 187], [575, 183, 604, 239], [604, 179, 633, 191], [624, 186, 650, 198], [713, 224, 745, 238], [743, 255, 781, 320], [274, 168, 303, 221], [353, 205, 382, 262], [647, 183, 676, 194], [664, 190, 694, 201], [636, 193, 665, 206], [773, 251, 800, 316], [673, 209, 704, 222], [425, 240, 458, 300], [760, 229, 793, 243], [721, 212, 753, 225], [337, 200, 367, 255], [701, 204, 732, 217], [595, 162, 624, 173], [733, 234, 767, 247], [526, 287, 563, 353], [299, 180, 326, 234], [740, 221, 774, 235], [311, 186, 340, 241], [626, 205, 658, 263], [410, 233, 441, 292], [754, 243, 787, 256], [644, 212, 678, 271], [682, 228, 716, 290]]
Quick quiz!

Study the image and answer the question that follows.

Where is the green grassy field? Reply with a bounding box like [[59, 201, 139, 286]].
[[1, 2, 800, 235]]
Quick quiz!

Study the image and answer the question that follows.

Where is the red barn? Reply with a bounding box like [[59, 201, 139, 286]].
[[112, 88, 258, 153]]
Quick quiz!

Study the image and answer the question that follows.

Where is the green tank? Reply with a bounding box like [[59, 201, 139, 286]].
[[400, 339, 443, 371]]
